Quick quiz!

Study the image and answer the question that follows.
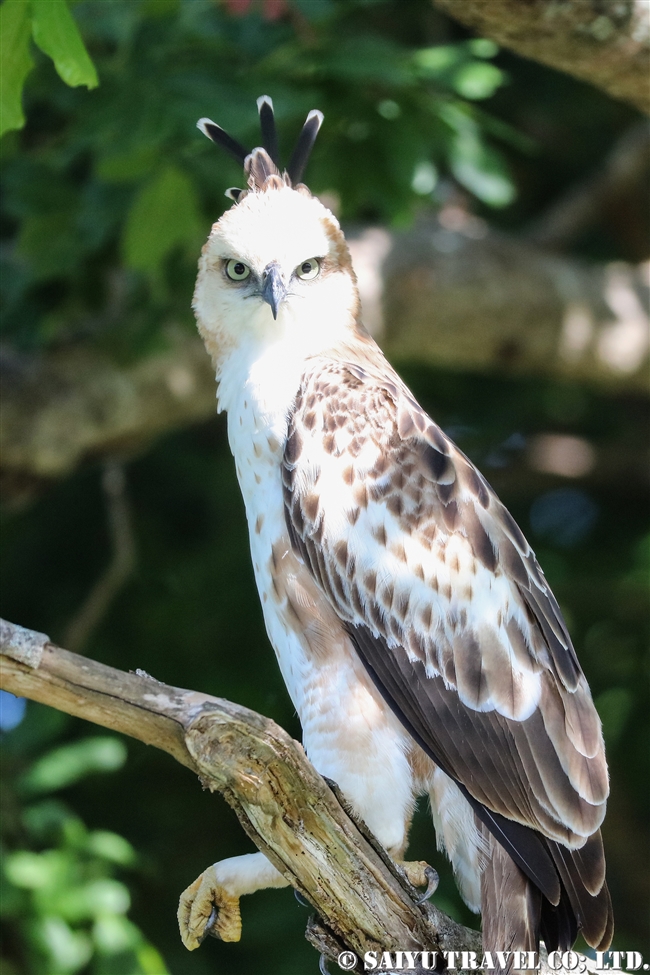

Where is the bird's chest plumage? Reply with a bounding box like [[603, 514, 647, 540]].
[[225, 368, 306, 708], [222, 359, 418, 850]]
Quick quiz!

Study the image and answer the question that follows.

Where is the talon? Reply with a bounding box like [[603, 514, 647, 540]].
[[198, 906, 218, 944], [416, 865, 439, 904], [319, 952, 332, 975], [397, 859, 439, 903], [294, 888, 310, 907]]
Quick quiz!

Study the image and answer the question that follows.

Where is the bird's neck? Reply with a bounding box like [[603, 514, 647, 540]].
[[217, 335, 307, 464]]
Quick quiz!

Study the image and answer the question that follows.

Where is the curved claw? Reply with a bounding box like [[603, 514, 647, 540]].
[[198, 906, 218, 944], [319, 953, 332, 975], [294, 889, 310, 907], [415, 865, 439, 905]]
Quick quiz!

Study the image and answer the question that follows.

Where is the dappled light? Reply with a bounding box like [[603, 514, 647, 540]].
[[0, 1, 648, 972]]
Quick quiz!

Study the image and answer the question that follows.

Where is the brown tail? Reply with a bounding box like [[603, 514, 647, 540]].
[[480, 826, 613, 975]]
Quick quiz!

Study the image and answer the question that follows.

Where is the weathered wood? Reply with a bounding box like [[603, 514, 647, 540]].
[[1, 232, 648, 503], [0, 618, 614, 973], [432, 0, 650, 115], [0, 617, 482, 970]]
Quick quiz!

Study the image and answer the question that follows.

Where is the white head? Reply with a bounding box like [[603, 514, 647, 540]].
[[192, 99, 361, 380]]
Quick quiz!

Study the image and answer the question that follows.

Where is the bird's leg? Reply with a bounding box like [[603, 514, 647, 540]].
[[178, 852, 289, 950], [323, 777, 438, 905]]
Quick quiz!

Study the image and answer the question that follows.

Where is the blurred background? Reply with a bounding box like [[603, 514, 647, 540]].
[[0, 1, 648, 973]]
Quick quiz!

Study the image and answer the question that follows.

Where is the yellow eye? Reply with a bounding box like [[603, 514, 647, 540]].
[[225, 259, 250, 281], [296, 258, 320, 281]]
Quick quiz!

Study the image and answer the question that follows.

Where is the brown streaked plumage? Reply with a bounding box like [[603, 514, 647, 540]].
[[280, 342, 611, 956]]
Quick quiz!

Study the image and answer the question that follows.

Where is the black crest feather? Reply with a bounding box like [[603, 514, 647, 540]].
[[197, 97, 323, 197], [256, 95, 279, 166], [196, 118, 248, 165], [286, 109, 324, 185]]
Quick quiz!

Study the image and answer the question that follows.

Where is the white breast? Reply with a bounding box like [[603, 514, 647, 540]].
[[220, 338, 311, 711], [217, 345, 418, 852]]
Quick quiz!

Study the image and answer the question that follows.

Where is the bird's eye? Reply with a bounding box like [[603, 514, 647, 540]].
[[225, 260, 250, 281], [296, 258, 320, 281]]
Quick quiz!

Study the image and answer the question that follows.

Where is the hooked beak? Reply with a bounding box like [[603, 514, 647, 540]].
[[261, 263, 287, 320]]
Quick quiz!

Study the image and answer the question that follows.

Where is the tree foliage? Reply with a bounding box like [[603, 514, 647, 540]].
[[1, 0, 522, 354], [0, 2, 648, 973]]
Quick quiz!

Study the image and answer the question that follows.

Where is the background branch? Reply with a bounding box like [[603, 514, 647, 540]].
[[431, 0, 650, 115], [63, 461, 136, 652], [524, 122, 650, 249], [1, 229, 647, 504]]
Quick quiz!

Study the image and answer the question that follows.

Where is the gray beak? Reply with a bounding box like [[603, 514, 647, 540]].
[[261, 263, 287, 320]]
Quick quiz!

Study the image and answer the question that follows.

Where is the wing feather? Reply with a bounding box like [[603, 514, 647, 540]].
[[282, 351, 611, 946]]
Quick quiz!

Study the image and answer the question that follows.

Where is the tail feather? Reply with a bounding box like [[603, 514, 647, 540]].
[[539, 883, 578, 953], [481, 837, 541, 973], [478, 819, 613, 967], [546, 838, 613, 949]]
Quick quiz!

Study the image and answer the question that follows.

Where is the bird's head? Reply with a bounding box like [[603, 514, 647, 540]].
[[193, 98, 360, 373]]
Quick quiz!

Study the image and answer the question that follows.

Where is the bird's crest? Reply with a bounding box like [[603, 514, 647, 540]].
[[197, 96, 324, 202]]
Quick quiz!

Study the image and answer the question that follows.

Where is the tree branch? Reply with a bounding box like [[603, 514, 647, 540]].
[[431, 0, 650, 115], [524, 121, 650, 249], [0, 617, 480, 971], [0, 618, 613, 973], [63, 461, 136, 652], [1, 229, 647, 502]]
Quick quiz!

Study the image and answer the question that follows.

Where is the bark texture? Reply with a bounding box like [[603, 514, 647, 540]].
[[0, 618, 606, 973], [432, 0, 650, 115], [2, 226, 648, 500], [0, 618, 480, 971]]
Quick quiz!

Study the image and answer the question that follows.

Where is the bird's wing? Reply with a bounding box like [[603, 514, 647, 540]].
[[282, 354, 610, 939]]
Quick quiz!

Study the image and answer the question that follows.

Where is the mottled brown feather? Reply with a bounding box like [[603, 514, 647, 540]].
[[281, 344, 611, 951]]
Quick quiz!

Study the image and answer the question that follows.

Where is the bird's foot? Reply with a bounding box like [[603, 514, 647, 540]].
[[397, 859, 439, 904], [178, 865, 242, 949]]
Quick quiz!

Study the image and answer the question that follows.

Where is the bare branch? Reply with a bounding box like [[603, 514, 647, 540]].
[[0, 617, 480, 968], [0, 618, 610, 973], [525, 121, 650, 249], [431, 0, 650, 115], [64, 461, 136, 651], [1, 231, 648, 503]]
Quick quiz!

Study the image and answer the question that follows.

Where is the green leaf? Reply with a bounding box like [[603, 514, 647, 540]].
[[122, 165, 203, 275], [93, 914, 140, 955], [30, 0, 98, 89], [32, 916, 93, 972], [56, 879, 130, 922], [85, 831, 135, 866], [20, 737, 127, 794], [468, 38, 499, 59], [450, 130, 515, 207], [440, 106, 515, 207], [136, 942, 171, 975], [4, 850, 60, 889], [0, 0, 34, 136], [413, 44, 460, 77], [452, 62, 505, 101]]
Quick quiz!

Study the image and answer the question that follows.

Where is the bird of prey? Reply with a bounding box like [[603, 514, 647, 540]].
[[178, 97, 613, 966]]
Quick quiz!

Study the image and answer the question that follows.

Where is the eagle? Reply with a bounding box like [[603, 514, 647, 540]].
[[178, 97, 613, 968]]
